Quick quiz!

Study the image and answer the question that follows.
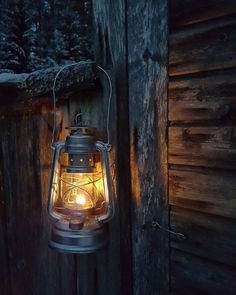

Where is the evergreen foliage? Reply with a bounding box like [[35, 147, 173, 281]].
[[0, 0, 93, 73]]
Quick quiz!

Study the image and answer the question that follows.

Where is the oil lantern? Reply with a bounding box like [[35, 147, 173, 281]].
[[47, 125, 114, 253]]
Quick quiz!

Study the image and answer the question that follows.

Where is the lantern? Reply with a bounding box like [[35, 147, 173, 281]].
[[47, 125, 114, 253]]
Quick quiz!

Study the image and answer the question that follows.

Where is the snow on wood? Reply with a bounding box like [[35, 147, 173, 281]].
[[0, 61, 97, 104]]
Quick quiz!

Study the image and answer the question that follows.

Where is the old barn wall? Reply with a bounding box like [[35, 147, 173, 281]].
[[0, 1, 168, 295], [168, 1, 236, 294]]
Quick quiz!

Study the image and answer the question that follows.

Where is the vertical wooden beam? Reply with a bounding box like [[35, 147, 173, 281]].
[[0, 129, 11, 295], [128, 1, 169, 294], [92, 0, 133, 294]]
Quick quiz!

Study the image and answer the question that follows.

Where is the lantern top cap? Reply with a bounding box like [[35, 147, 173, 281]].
[[66, 126, 96, 136]]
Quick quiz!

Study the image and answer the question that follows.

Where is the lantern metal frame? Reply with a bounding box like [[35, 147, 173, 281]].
[[47, 126, 115, 254]]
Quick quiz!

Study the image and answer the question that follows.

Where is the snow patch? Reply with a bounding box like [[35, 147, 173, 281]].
[[0, 72, 29, 83]]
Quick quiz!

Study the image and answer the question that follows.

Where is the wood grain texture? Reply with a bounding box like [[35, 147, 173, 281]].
[[169, 0, 236, 29], [95, 0, 134, 293], [171, 249, 236, 295], [0, 113, 76, 295], [169, 69, 236, 124], [170, 206, 236, 267], [0, 149, 10, 295], [169, 167, 236, 218], [169, 16, 236, 76], [168, 126, 236, 169], [169, 2, 236, 295], [128, 1, 169, 294]]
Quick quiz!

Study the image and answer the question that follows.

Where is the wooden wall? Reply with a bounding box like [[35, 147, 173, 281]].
[[0, 1, 169, 295], [169, 1, 236, 294], [0, 108, 77, 295]]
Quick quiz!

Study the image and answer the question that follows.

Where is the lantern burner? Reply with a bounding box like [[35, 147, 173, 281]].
[[49, 218, 108, 254]]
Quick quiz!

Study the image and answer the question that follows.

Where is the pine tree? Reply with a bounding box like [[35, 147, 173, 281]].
[[56, 0, 80, 62], [0, 0, 94, 72], [69, 0, 94, 61], [4, 0, 33, 72], [29, 0, 58, 70], [51, 0, 93, 63], [0, 0, 13, 71]]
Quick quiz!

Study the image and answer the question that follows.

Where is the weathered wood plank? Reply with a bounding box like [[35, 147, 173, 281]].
[[0, 113, 76, 295], [76, 254, 97, 295], [169, 17, 236, 76], [169, 0, 236, 29], [169, 2, 236, 295], [128, 1, 169, 294], [168, 127, 236, 169], [170, 206, 236, 267], [38, 108, 78, 295], [169, 69, 236, 124], [93, 0, 133, 293], [0, 150, 10, 295], [169, 167, 236, 218], [0, 115, 43, 295], [0, 61, 97, 104], [171, 249, 236, 295]]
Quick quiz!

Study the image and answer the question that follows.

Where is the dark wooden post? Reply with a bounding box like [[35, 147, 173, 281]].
[[93, 0, 169, 294], [128, 1, 169, 294], [92, 1, 133, 294]]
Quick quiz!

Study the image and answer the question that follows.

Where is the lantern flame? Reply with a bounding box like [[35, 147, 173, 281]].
[[75, 194, 86, 205]]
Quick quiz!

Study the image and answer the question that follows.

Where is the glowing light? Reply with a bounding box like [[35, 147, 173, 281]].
[[75, 194, 86, 205]]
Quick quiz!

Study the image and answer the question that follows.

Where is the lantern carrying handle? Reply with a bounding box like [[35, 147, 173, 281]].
[[47, 140, 66, 221], [95, 141, 115, 223], [97, 66, 113, 151], [51, 63, 113, 151]]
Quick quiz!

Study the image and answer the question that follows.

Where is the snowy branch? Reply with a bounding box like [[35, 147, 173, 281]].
[[0, 61, 97, 104]]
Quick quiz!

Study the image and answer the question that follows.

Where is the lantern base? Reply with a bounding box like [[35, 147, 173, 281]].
[[49, 220, 108, 254]]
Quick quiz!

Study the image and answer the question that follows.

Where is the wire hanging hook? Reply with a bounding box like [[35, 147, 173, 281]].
[[51, 63, 113, 151], [51, 62, 82, 149], [96, 65, 113, 151]]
